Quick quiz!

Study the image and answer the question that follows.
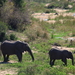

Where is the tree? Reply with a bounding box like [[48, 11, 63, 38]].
[[0, 1, 30, 31], [0, 21, 8, 42], [0, 0, 6, 7], [13, 0, 25, 8]]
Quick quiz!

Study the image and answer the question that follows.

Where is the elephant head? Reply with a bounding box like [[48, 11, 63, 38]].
[[15, 41, 34, 61], [62, 50, 74, 65], [22, 42, 34, 61], [70, 53, 74, 65]]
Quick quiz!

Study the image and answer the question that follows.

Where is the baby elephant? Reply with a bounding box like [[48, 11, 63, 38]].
[[49, 48, 74, 67]]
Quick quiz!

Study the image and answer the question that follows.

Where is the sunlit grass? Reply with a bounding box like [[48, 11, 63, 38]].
[[0, 42, 75, 75]]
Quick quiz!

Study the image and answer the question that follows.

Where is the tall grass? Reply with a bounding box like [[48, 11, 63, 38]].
[[55, 15, 74, 20], [0, 31, 75, 75], [1, 2, 75, 75], [5, 53, 75, 75], [25, 19, 50, 42]]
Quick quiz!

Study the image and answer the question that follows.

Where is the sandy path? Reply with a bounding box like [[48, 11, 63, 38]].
[[0, 68, 18, 75], [32, 8, 75, 24], [52, 46, 75, 52]]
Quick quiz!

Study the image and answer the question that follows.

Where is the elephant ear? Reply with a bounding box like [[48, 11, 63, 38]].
[[22, 42, 29, 51], [15, 41, 25, 52], [62, 50, 69, 58]]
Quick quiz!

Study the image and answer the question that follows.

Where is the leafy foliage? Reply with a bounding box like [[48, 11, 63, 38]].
[[0, 21, 8, 33], [0, 21, 8, 42], [13, 0, 26, 8], [0, 1, 30, 31], [10, 34, 17, 40], [0, 1, 75, 75], [0, 0, 6, 7]]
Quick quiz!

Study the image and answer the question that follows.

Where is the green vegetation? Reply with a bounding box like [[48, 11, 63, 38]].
[[0, 21, 8, 42], [0, 0, 75, 75], [0, 1, 30, 32], [10, 34, 17, 40], [0, 44, 75, 75]]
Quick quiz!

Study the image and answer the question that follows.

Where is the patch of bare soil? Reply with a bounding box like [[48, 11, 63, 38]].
[[8, 60, 18, 63], [52, 46, 75, 52], [54, 8, 68, 13], [0, 68, 18, 75], [0, 60, 18, 75], [0, 60, 18, 64], [7, 30, 27, 41], [32, 13, 57, 23], [32, 50, 38, 53], [32, 8, 75, 24]]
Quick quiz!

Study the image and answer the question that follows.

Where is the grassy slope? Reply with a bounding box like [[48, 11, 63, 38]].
[[0, 20, 75, 75], [0, 44, 75, 75], [1, 2, 75, 75]]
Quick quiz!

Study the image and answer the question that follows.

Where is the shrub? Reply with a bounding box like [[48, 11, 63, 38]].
[[13, 0, 25, 8], [47, 3, 55, 9], [18, 65, 36, 75], [0, 21, 8, 33], [45, 10, 50, 13], [0, 32, 6, 42], [10, 34, 17, 40], [0, 1, 30, 31], [0, 0, 6, 7], [0, 21, 8, 42], [25, 23, 49, 41], [0, 32, 10, 42], [45, 9, 56, 13]]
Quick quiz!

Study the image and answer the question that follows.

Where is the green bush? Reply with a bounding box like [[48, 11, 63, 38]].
[[10, 34, 17, 40], [18, 65, 36, 75], [47, 3, 55, 9], [0, 0, 6, 7], [0, 1, 30, 32], [0, 21, 8, 42], [0, 21, 8, 33], [45, 10, 50, 13], [13, 0, 24, 8]]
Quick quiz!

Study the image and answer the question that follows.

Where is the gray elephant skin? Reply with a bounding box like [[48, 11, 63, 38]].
[[0, 41, 34, 62], [49, 48, 74, 67]]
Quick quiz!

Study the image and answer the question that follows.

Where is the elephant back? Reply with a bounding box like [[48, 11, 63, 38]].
[[1, 41, 17, 55], [14, 41, 28, 52]]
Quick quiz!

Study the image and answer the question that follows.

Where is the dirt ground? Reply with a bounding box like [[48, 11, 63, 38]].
[[1, 6, 75, 75], [0, 60, 18, 75], [32, 8, 75, 52], [0, 68, 18, 75], [0, 50, 38, 75], [52, 46, 75, 52], [32, 8, 75, 24]]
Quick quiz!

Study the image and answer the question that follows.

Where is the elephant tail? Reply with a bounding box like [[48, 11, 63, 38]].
[[0, 42, 2, 56]]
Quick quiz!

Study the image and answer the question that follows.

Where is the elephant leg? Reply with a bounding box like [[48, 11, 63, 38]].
[[16, 52, 22, 62], [62, 58, 67, 66], [50, 59, 54, 67], [6, 55, 9, 62], [52, 59, 55, 65], [3, 54, 7, 62]]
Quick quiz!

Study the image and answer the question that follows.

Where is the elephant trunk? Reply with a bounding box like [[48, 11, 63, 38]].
[[72, 57, 74, 65], [27, 47, 34, 61], [71, 55, 74, 65]]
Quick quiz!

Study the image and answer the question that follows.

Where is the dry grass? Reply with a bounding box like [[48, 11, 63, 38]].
[[0, 68, 18, 75], [32, 8, 75, 24], [25, 21, 49, 41]]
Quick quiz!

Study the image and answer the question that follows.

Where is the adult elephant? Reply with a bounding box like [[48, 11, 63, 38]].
[[49, 48, 74, 67], [0, 40, 34, 62]]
